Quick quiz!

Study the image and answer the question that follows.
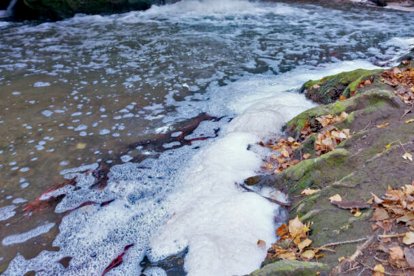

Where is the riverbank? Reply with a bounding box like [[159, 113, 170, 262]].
[[250, 53, 414, 275]]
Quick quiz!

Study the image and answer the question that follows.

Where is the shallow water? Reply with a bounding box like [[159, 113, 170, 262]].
[[0, 0, 413, 275]]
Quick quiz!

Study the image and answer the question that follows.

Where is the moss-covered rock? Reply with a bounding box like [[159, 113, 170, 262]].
[[251, 260, 328, 276], [17, 0, 156, 19], [300, 68, 382, 104]]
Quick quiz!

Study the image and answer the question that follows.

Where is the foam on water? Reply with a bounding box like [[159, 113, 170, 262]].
[[149, 60, 379, 276], [2, 222, 55, 246]]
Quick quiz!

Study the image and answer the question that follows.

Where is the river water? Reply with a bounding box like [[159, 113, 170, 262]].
[[0, 0, 413, 275]]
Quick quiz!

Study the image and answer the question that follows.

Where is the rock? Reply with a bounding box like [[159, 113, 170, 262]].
[[370, 0, 388, 6], [250, 260, 328, 276], [300, 68, 382, 104], [14, 0, 165, 20]]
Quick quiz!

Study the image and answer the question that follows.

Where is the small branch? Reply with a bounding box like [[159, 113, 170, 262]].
[[349, 235, 376, 262], [238, 183, 291, 207], [378, 233, 405, 239], [316, 237, 368, 251]]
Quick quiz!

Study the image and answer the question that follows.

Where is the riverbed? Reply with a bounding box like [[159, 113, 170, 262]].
[[0, 0, 413, 275]]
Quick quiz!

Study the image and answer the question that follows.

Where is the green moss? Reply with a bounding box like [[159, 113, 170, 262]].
[[251, 260, 329, 276], [301, 68, 383, 104]]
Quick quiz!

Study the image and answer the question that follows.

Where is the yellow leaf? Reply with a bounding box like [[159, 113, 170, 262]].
[[403, 232, 414, 245], [405, 119, 414, 124], [301, 250, 315, 260], [329, 194, 342, 203], [288, 216, 309, 242], [373, 264, 385, 275], [376, 122, 389, 129], [278, 251, 297, 260], [298, 238, 312, 251], [403, 152, 413, 162], [301, 188, 321, 196], [338, 256, 346, 262], [353, 210, 362, 217], [303, 153, 311, 160], [281, 149, 290, 158], [385, 143, 392, 150], [76, 143, 86, 150]]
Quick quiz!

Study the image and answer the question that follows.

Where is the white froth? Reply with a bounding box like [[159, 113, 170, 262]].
[[2, 223, 55, 246], [149, 60, 379, 276]]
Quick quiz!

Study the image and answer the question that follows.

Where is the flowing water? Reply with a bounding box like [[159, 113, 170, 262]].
[[0, 0, 413, 275]]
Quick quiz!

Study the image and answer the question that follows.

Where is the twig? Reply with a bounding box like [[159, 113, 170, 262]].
[[238, 183, 291, 207], [379, 233, 405, 239], [349, 235, 375, 262], [316, 237, 368, 252]]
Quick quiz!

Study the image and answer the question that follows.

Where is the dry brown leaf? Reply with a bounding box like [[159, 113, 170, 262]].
[[288, 217, 309, 244], [301, 188, 321, 196], [297, 238, 312, 252], [276, 224, 289, 240], [353, 210, 362, 217], [257, 239, 266, 249], [301, 250, 316, 260], [371, 193, 384, 204], [376, 122, 390, 129], [303, 153, 311, 160], [278, 251, 297, 260], [372, 208, 390, 221], [389, 246, 406, 268], [403, 232, 414, 245], [402, 152, 413, 162], [329, 194, 342, 203]]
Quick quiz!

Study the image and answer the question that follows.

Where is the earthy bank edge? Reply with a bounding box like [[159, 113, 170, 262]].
[[249, 52, 414, 275]]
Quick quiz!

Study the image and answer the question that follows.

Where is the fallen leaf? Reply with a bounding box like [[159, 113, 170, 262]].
[[276, 224, 289, 239], [288, 217, 309, 243], [76, 142, 87, 150], [278, 251, 297, 260], [376, 122, 390, 129], [405, 119, 414, 124], [338, 256, 346, 262], [372, 208, 389, 221], [303, 153, 311, 160], [301, 188, 321, 196], [397, 213, 414, 224], [257, 239, 266, 249], [301, 250, 315, 260], [402, 152, 413, 162], [298, 238, 312, 251], [403, 232, 414, 245], [389, 246, 406, 268], [371, 193, 384, 204], [373, 264, 385, 276], [353, 210, 362, 217], [329, 194, 342, 203]]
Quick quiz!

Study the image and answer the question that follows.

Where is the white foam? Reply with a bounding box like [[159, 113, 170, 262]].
[[2, 222, 55, 246], [149, 60, 379, 276], [0, 205, 16, 221], [33, 81, 51, 88]]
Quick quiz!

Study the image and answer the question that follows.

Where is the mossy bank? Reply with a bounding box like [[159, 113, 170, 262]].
[[249, 61, 414, 275]]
